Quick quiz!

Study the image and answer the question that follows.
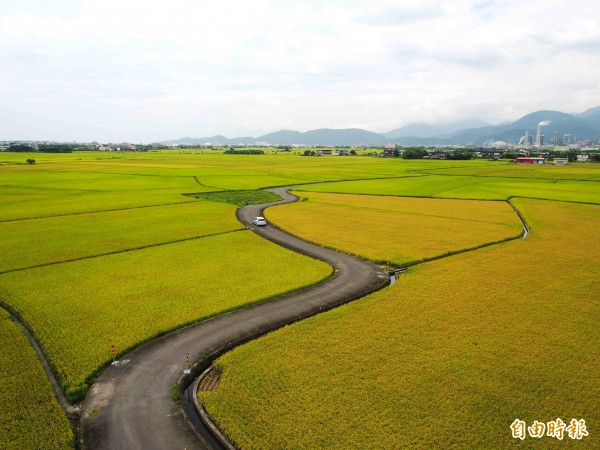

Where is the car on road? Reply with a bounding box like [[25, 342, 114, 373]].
[[252, 216, 267, 226]]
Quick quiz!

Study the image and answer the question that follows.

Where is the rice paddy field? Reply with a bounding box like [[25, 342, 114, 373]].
[[0, 231, 331, 400], [1, 151, 598, 446], [201, 198, 600, 449], [0, 308, 73, 449], [0, 201, 244, 272], [266, 191, 523, 266], [421, 163, 600, 180], [296, 174, 600, 203]]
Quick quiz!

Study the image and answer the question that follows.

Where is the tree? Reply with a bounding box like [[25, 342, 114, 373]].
[[350, 149, 356, 155], [26, 158, 36, 165], [448, 150, 474, 160], [567, 149, 578, 162], [9, 144, 35, 152], [223, 148, 264, 155], [402, 148, 428, 159]]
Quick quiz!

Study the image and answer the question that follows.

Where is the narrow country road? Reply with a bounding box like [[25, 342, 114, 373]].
[[80, 186, 390, 450]]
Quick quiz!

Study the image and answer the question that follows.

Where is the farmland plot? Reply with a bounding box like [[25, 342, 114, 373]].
[[0, 201, 243, 272], [0, 308, 72, 449], [296, 174, 600, 203], [202, 199, 599, 448], [0, 231, 331, 400], [266, 192, 523, 266]]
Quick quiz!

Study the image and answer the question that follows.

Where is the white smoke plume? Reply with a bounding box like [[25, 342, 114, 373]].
[[538, 120, 551, 126]]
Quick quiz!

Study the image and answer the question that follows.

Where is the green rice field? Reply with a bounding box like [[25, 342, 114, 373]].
[[0, 201, 245, 272], [296, 174, 600, 203]]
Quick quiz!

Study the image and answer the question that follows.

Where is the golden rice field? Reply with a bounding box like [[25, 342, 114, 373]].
[[201, 199, 600, 449], [0, 308, 72, 449], [0, 201, 243, 272], [266, 191, 523, 266], [0, 231, 331, 400]]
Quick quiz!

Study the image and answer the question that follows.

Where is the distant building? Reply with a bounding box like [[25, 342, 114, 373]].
[[382, 145, 398, 157], [427, 150, 450, 159], [535, 126, 544, 146], [577, 154, 589, 162], [516, 157, 545, 165], [553, 158, 568, 166], [317, 149, 333, 156], [551, 131, 564, 146], [518, 130, 534, 146], [337, 149, 349, 156], [480, 149, 507, 159]]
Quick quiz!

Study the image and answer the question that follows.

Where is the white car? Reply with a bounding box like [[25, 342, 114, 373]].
[[252, 216, 267, 226]]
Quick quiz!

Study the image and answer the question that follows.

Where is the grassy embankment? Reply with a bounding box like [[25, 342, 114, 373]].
[[202, 198, 599, 449], [0, 308, 73, 449], [188, 189, 281, 206]]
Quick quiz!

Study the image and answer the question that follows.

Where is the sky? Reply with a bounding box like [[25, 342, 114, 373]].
[[1, 0, 599, 142]]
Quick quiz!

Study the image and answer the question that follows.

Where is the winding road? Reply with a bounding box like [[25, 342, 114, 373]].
[[80, 186, 391, 449]]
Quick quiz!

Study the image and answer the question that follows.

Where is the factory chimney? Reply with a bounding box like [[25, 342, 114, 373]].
[[535, 120, 551, 146]]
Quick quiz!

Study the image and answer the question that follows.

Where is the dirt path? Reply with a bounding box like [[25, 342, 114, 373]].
[[80, 187, 390, 449]]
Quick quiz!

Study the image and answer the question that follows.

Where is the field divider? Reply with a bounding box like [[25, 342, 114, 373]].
[[0, 183, 107, 193], [0, 304, 81, 444], [0, 200, 196, 224], [0, 229, 246, 275], [507, 197, 531, 237]]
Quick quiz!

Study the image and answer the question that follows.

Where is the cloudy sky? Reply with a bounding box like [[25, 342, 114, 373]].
[[1, 0, 599, 142]]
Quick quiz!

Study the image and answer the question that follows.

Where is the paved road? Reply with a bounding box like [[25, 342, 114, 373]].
[[80, 187, 390, 450]]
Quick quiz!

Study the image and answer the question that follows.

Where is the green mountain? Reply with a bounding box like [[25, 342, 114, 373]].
[[257, 128, 390, 146], [449, 110, 600, 144], [161, 106, 600, 146], [386, 119, 490, 139]]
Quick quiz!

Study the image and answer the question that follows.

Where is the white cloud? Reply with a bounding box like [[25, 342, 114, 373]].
[[0, 0, 599, 141]]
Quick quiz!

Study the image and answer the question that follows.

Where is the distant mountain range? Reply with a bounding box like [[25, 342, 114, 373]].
[[385, 119, 492, 139], [162, 106, 600, 146]]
